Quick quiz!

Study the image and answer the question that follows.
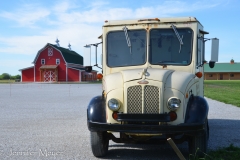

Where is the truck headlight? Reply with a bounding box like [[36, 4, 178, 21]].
[[167, 97, 181, 111], [108, 98, 121, 111]]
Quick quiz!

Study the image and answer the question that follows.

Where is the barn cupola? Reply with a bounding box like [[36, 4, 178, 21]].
[[56, 38, 60, 47], [230, 58, 234, 64], [68, 43, 71, 51]]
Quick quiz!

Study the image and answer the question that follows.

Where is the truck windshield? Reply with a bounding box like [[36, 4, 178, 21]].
[[149, 28, 193, 65], [107, 30, 146, 67]]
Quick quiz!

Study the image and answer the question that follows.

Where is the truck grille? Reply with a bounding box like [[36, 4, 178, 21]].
[[127, 85, 160, 114], [144, 85, 160, 113], [127, 86, 142, 113]]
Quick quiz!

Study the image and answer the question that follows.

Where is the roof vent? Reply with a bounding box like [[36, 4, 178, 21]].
[[56, 38, 60, 47], [68, 43, 71, 51]]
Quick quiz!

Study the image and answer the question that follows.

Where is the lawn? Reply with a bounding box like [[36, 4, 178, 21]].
[[206, 144, 240, 160], [0, 80, 15, 83], [204, 80, 240, 107], [189, 144, 240, 160], [202, 80, 240, 160]]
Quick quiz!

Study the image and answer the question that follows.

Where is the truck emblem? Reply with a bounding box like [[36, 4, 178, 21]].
[[137, 79, 149, 84]]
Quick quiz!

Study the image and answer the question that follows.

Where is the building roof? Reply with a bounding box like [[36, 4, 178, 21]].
[[68, 66, 98, 72], [19, 66, 34, 71], [68, 67, 85, 71], [50, 44, 83, 65], [204, 63, 240, 73], [39, 65, 58, 69], [33, 43, 83, 65]]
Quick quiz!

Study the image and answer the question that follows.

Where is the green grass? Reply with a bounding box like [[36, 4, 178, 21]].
[[0, 80, 15, 83], [192, 81, 240, 159], [191, 144, 240, 160], [189, 144, 240, 160], [204, 80, 240, 107]]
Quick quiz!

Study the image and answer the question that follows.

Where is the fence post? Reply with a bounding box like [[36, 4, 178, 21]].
[[167, 138, 186, 160]]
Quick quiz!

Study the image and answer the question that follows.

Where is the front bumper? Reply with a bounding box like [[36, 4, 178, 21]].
[[88, 121, 204, 135]]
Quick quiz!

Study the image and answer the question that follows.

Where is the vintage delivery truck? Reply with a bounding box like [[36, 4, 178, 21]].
[[86, 17, 219, 157]]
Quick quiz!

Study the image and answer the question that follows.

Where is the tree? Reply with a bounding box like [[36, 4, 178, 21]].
[[0, 73, 11, 80], [10, 74, 21, 80]]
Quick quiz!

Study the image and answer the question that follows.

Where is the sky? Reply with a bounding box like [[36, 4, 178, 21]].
[[0, 0, 239, 75]]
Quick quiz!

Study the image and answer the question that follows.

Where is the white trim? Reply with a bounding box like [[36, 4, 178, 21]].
[[41, 59, 45, 65], [66, 64, 68, 82], [19, 66, 34, 71], [79, 70, 81, 82], [21, 70, 22, 82], [67, 67, 84, 71], [34, 64, 35, 82], [56, 59, 60, 65], [33, 43, 67, 64], [68, 67, 83, 81]]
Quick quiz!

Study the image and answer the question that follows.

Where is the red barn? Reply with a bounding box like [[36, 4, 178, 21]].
[[19, 42, 97, 82]]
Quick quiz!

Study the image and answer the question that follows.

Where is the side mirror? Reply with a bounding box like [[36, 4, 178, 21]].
[[85, 66, 92, 72], [209, 38, 219, 68], [209, 61, 215, 68], [211, 38, 219, 61]]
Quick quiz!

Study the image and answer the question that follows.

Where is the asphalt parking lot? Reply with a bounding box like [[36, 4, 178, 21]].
[[0, 83, 240, 160]]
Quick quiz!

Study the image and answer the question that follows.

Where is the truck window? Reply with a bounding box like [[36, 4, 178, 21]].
[[197, 36, 204, 66], [149, 28, 193, 65], [107, 29, 146, 67]]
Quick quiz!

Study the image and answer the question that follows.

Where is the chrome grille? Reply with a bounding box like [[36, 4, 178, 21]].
[[127, 85, 160, 114], [144, 86, 159, 114], [127, 85, 142, 113]]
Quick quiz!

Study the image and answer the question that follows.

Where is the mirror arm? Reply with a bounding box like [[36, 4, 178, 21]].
[[94, 64, 102, 69], [204, 38, 211, 42], [196, 62, 205, 69]]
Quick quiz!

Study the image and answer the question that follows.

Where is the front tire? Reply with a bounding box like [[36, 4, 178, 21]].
[[90, 131, 109, 157], [188, 119, 209, 158]]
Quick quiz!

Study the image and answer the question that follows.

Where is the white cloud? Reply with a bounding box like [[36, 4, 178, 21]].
[[0, 36, 53, 55], [0, 0, 223, 57], [86, 0, 109, 9], [52, 0, 222, 24], [0, 59, 32, 68], [0, 4, 50, 27]]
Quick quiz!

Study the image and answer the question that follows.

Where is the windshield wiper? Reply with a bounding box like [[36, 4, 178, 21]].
[[171, 24, 183, 53], [123, 26, 132, 54]]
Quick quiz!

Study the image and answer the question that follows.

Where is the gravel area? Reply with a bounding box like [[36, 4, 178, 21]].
[[0, 83, 239, 160]]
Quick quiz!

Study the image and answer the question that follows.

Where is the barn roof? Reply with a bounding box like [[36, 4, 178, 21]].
[[19, 66, 34, 71], [33, 43, 83, 65], [204, 63, 240, 73], [50, 44, 83, 65]]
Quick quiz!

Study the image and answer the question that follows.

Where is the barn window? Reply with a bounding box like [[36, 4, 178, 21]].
[[209, 74, 213, 77], [48, 47, 53, 56], [56, 59, 60, 65], [230, 74, 234, 77], [41, 59, 45, 65]]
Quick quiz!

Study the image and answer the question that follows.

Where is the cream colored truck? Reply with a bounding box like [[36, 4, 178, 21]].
[[86, 17, 219, 157]]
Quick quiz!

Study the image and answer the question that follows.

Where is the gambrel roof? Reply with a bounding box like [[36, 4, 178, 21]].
[[204, 63, 240, 73], [33, 43, 83, 65]]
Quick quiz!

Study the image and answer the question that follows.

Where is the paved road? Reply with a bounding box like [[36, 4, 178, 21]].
[[0, 83, 239, 160]]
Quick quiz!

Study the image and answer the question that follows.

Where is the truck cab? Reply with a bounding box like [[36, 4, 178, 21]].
[[86, 17, 219, 157]]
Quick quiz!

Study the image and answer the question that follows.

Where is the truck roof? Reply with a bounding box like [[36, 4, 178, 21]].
[[103, 17, 199, 26]]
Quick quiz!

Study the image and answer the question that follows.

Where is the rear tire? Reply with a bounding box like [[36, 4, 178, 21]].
[[188, 119, 209, 158], [90, 131, 109, 157]]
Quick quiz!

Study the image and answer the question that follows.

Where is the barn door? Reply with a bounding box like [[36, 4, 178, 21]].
[[44, 70, 56, 82]]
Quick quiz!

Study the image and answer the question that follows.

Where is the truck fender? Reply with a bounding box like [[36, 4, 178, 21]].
[[185, 95, 209, 124], [87, 96, 106, 123]]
